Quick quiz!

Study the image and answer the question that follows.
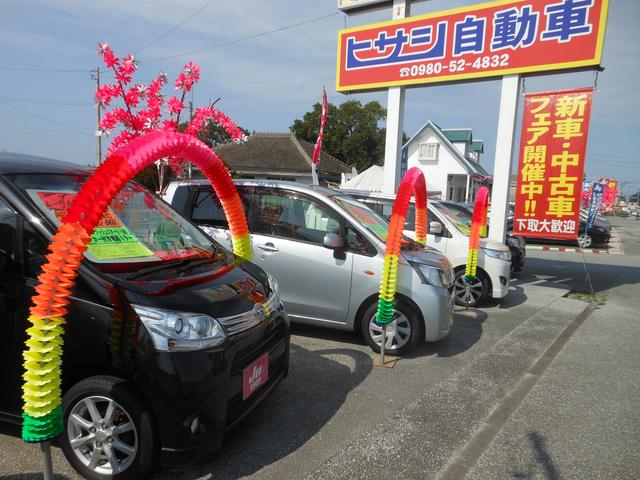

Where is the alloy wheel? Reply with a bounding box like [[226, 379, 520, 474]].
[[67, 395, 138, 475], [578, 234, 592, 248], [454, 275, 484, 305], [368, 310, 412, 351]]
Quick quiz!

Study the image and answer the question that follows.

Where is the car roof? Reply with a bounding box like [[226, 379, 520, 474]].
[[168, 178, 349, 198], [0, 152, 92, 175], [342, 188, 443, 205]]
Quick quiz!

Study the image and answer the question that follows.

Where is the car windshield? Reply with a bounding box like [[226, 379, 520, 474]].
[[331, 195, 422, 249], [10, 173, 218, 266], [434, 203, 472, 235]]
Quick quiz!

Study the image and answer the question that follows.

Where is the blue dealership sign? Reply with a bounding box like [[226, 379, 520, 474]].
[[586, 182, 604, 231]]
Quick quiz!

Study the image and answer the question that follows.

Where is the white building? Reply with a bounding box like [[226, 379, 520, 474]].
[[402, 121, 491, 203]]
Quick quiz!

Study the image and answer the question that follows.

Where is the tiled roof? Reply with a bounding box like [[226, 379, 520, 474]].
[[214, 132, 350, 176], [441, 128, 472, 143]]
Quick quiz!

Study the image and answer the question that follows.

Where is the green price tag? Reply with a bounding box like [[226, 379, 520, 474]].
[[87, 227, 153, 260]]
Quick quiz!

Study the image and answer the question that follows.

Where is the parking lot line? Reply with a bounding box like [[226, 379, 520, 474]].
[[525, 227, 625, 255]]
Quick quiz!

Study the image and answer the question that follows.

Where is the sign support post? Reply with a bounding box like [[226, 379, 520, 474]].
[[382, 0, 410, 194], [488, 74, 521, 243]]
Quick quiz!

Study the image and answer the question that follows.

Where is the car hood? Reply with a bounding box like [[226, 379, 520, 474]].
[[479, 238, 510, 251], [116, 257, 271, 319], [401, 245, 453, 270]]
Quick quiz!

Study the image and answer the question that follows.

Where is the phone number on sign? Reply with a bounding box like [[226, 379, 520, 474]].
[[399, 54, 510, 78]]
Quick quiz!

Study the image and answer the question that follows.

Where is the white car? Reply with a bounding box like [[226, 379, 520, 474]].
[[344, 190, 511, 307]]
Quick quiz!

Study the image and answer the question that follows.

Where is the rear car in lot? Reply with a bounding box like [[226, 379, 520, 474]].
[[522, 212, 611, 248], [166, 179, 455, 355], [0, 153, 290, 479], [343, 191, 511, 307], [437, 200, 526, 273]]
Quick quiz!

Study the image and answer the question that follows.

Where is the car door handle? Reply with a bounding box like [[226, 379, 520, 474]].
[[258, 243, 279, 252]]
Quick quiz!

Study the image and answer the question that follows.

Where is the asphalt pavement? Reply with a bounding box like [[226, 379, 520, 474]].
[[1, 216, 638, 480]]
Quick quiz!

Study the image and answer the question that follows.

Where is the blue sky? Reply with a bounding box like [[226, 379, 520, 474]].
[[1, 0, 638, 194]]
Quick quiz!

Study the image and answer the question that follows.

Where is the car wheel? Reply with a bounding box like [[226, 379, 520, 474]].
[[360, 299, 421, 356], [61, 376, 155, 480], [577, 233, 593, 248], [453, 269, 489, 307]]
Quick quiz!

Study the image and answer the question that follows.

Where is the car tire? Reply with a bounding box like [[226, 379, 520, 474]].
[[577, 233, 593, 248], [360, 299, 422, 356], [453, 268, 489, 307], [61, 376, 156, 480]]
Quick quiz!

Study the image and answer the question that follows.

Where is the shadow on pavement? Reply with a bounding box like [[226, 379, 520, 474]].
[[525, 256, 640, 293], [154, 344, 372, 480], [434, 308, 487, 358], [0, 476, 72, 480], [511, 431, 562, 480]]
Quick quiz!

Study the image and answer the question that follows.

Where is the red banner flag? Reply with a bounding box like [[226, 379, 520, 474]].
[[513, 87, 594, 240], [312, 87, 328, 185]]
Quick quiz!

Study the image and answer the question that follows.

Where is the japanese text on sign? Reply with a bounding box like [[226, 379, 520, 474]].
[[513, 88, 594, 240], [336, 0, 608, 91]]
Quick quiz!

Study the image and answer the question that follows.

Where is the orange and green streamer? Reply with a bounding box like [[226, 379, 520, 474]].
[[465, 186, 489, 281], [375, 167, 427, 326], [21, 131, 251, 442]]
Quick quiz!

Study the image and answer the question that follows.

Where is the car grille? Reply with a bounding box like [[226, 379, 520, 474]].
[[218, 291, 280, 335], [225, 325, 288, 428]]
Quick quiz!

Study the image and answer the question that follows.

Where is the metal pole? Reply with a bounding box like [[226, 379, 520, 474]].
[[488, 74, 521, 243], [380, 324, 387, 365], [93, 67, 103, 165], [40, 441, 54, 480], [382, 0, 410, 194]]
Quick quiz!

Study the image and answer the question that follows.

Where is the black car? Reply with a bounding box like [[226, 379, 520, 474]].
[[0, 153, 290, 479], [522, 216, 611, 248]]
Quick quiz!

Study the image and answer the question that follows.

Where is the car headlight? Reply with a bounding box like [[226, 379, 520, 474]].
[[265, 274, 281, 314], [133, 304, 226, 352], [410, 262, 453, 288], [481, 247, 511, 262]]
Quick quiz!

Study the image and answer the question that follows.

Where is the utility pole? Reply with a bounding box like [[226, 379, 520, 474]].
[[188, 100, 193, 179], [92, 67, 102, 165]]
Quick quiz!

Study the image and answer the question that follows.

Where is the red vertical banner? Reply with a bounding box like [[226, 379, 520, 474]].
[[513, 88, 594, 240], [311, 87, 328, 186]]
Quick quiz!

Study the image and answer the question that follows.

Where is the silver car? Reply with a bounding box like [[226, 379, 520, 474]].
[[165, 180, 454, 355]]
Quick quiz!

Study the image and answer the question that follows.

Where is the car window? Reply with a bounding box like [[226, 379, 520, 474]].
[[377, 201, 441, 235], [254, 189, 340, 245], [10, 174, 219, 266], [346, 225, 376, 257], [0, 197, 16, 264], [23, 220, 47, 278], [191, 188, 228, 227]]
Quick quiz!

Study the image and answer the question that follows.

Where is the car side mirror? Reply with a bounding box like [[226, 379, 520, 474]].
[[323, 232, 345, 250], [429, 221, 443, 235]]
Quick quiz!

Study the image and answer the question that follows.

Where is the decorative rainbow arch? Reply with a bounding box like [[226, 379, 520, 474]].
[[375, 167, 427, 326], [464, 186, 490, 281], [21, 130, 252, 442]]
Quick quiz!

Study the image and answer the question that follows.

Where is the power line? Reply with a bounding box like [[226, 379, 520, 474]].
[[0, 100, 93, 137], [142, 11, 341, 63], [0, 66, 91, 73], [0, 122, 92, 137], [134, 0, 217, 55], [0, 95, 92, 107]]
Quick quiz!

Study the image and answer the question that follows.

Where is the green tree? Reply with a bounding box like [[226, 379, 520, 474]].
[[291, 100, 388, 172]]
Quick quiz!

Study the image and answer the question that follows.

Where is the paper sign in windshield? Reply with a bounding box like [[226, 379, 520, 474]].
[[36, 191, 153, 260]]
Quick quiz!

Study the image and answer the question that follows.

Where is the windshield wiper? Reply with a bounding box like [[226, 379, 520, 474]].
[[123, 259, 192, 280]]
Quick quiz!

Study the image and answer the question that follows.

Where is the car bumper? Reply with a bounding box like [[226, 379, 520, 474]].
[[135, 311, 290, 467], [485, 259, 511, 299], [406, 275, 453, 342]]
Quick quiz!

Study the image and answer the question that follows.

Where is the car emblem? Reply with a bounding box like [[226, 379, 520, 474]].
[[253, 304, 267, 322]]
